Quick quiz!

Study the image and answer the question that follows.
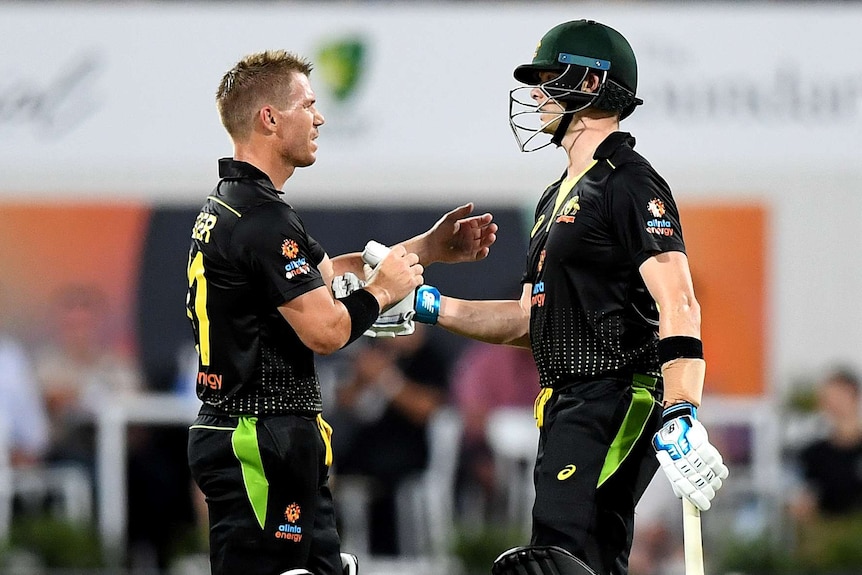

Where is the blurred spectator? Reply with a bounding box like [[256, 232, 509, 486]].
[[330, 324, 450, 556], [789, 367, 862, 521], [33, 284, 141, 465], [0, 284, 49, 467], [30, 284, 197, 571], [450, 341, 538, 522]]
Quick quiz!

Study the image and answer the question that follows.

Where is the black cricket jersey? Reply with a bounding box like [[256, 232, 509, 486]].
[[522, 132, 686, 388], [186, 158, 327, 415]]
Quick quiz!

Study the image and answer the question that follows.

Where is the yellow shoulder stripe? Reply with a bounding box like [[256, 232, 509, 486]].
[[207, 196, 242, 218]]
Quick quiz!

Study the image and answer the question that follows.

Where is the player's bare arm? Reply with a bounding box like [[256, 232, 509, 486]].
[[437, 283, 532, 348], [639, 251, 701, 339], [639, 250, 704, 406], [281, 247, 423, 354], [327, 252, 365, 280]]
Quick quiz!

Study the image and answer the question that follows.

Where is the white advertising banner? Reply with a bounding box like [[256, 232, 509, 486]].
[[0, 2, 860, 203]]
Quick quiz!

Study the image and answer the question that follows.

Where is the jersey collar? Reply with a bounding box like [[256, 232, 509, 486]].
[[593, 131, 636, 161], [218, 158, 282, 195]]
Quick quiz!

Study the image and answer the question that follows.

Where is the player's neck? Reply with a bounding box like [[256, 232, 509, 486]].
[[560, 114, 619, 180], [233, 144, 295, 190]]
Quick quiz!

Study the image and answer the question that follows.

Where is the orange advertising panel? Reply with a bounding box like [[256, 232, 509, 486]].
[[681, 203, 767, 396], [0, 201, 767, 396], [0, 203, 149, 352]]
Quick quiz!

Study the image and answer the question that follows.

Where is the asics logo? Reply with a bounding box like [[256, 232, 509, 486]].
[[557, 464, 577, 481]]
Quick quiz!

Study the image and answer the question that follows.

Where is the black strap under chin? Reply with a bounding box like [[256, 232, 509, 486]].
[[551, 112, 575, 147]]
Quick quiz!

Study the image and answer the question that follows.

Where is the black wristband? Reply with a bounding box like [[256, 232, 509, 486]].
[[657, 335, 703, 365], [340, 289, 380, 346]]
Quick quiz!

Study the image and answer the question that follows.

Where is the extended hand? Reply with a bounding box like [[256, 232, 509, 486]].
[[422, 203, 497, 264], [652, 402, 729, 511]]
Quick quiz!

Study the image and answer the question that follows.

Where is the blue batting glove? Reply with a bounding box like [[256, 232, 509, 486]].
[[652, 402, 729, 511]]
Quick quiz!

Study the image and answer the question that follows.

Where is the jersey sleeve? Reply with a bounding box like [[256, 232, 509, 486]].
[[231, 202, 325, 306], [305, 233, 326, 267], [605, 163, 687, 267]]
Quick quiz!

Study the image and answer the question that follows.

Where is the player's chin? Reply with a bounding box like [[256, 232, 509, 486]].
[[298, 150, 318, 167], [307, 141, 320, 161], [540, 118, 561, 134]]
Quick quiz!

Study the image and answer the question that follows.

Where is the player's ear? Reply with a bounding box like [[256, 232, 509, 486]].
[[259, 106, 278, 131], [581, 72, 601, 93]]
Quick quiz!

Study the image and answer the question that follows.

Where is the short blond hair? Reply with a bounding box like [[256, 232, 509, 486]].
[[216, 50, 313, 140]]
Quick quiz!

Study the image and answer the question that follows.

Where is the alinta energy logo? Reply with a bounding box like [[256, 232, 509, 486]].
[[282, 238, 310, 279], [275, 503, 303, 542], [645, 198, 674, 237], [315, 35, 369, 135]]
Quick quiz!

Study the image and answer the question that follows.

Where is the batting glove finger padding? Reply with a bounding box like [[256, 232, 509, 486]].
[[363, 290, 416, 337], [360, 241, 416, 337], [332, 272, 366, 299], [652, 402, 729, 511]]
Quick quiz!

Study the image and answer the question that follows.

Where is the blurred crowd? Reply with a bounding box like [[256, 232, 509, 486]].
[[2, 282, 862, 574]]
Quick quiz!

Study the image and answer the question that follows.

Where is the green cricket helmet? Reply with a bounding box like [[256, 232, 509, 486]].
[[509, 20, 643, 152]]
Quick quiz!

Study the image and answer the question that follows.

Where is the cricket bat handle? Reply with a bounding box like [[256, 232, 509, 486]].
[[683, 498, 705, 575]]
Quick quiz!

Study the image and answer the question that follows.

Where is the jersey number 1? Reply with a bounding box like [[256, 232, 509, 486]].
[[187, 250, 211, 366]]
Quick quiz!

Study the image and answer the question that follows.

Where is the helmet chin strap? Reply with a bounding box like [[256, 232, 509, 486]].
[[550, 108, 574, 147], [549, 88, 605, 147]]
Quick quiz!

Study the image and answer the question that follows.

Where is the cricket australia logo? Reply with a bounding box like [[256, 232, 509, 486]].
[[555, 196, 580, 224]]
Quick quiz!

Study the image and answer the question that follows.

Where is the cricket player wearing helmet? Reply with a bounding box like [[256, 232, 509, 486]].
[[409, 20, 729, 575]]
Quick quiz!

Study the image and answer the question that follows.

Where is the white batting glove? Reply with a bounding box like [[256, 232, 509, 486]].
[[332, 272, 366, 299], [361, 240, 390, 268], [340, 553, 359, 575], [652, 402, 729, 511], [364, 292, 416, 337], [333, 269, 415, 337], [361, 241, 416, 338]]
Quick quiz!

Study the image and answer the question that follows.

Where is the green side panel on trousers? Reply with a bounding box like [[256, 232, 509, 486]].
[[597, 387, 656, 488], [231, 416, 269, 530]]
